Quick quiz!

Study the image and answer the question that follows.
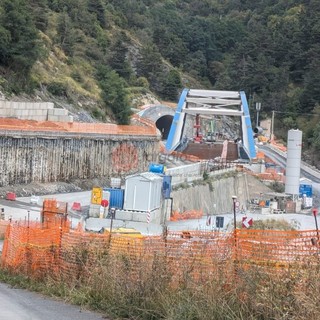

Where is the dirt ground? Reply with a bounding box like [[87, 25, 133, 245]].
[[0, 177, 112, 199]]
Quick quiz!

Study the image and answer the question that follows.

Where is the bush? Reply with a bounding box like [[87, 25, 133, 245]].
[[47, 81, 67, 96], [269, 181, 285, 193]]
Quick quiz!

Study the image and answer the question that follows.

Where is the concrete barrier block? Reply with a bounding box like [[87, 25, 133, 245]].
[[131, 211, 149, 223], [32, 115, 47, 121], [5, 108, 14, 117], [48, 115, 59, 122], [71, 202, 82, 211], [15, 109, 23, 116], [53, 108, 68, 116], [115, 210, 133, 221], [3, 101, 11, 109], [24, 102, 33, 109], [33, 102, 42, 109], [12, 102, 20, 109], [31, 102, 40, 110], [36, 109, 47, 116], [33, 103, 39, 109], [6, 192, 16, 201], [89, 204, 101, 218], [57, 115, 71, 122]]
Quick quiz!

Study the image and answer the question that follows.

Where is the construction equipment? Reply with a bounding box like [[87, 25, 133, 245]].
[[165, 89, 256, 160], [104, 227, 144, 238]]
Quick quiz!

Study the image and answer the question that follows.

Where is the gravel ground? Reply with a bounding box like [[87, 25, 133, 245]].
[[0, 178, 113, 199]]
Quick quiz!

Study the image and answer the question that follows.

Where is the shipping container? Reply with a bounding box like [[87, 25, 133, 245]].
[[124, 172, 163, 212], [104, 188, 124, 209]]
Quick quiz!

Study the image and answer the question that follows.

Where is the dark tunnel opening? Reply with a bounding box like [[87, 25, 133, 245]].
[[156, 115, 173, 140]]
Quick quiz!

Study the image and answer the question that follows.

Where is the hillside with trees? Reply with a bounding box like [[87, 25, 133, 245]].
[[0, 0, 320, 162]]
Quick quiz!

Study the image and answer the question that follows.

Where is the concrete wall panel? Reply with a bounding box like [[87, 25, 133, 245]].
[[0, 133, 159, 186]]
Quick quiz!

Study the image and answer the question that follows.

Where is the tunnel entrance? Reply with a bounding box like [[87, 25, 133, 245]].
[[156, 115, 173, 140]]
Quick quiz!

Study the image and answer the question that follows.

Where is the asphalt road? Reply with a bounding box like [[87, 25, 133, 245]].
[[0, 191, 92, 228], [0, 283, 106, 320], [0, 191, 108, 320]]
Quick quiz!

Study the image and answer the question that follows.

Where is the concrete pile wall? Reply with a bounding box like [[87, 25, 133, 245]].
[[0, 132, 159, 186], [0, 101, 72, 122]]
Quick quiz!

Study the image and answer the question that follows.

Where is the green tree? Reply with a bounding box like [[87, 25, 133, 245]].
[[161, 69, 182, 101], [29, 0, 49, 32], [138, 44, 164, 93], [108, 34, 132, 80], [56, 10, 76, 56], [87, 0, 106, 28], [97, 66, 131, 124], [0, 0, 41, 73], [311, 122, 320, 151]]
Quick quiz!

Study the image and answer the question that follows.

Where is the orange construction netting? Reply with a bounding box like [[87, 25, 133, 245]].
[[2, 223, 320, 280], [1, 221, 69, 275], [170, 210, 203, 221], [0, 118, 157, 136]]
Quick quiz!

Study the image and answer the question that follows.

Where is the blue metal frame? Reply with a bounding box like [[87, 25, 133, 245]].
[[165, 89, 256, 160], [240, 91, 256, 159], [165, 88, 189, 152]]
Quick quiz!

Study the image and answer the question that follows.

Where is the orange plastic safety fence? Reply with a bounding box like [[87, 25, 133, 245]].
[[235, 229, 320, 268], [2, 225, 320, 282], [1, 222, 64, 275], [170, 210, 203, 221], [0, 118, 157, 137], [0, 220, 9, 238]]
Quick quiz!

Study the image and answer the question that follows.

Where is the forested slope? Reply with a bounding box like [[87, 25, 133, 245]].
[[1, 0, 320, 159]]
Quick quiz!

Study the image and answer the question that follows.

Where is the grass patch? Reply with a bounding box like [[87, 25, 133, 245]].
[[1, 247, 320, 320]]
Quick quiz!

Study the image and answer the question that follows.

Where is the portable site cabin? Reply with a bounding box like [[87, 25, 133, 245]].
[[123, 172, 163, 212]]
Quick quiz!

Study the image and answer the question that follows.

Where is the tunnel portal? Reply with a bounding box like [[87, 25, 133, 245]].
[[155, 115, 173, 140]]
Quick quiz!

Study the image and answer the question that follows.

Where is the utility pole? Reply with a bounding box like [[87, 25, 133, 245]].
[[271, 110, 275, 142], [232, 195, 238, 275], [256, 102, 261, 128], [232, 195, 237, 233]]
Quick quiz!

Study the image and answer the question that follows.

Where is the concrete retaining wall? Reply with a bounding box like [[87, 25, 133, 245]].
[[166, 162, 204, 185], [0, 101, 72, 122], [0, 132, 159, 186], [171, 173, 249, 215]]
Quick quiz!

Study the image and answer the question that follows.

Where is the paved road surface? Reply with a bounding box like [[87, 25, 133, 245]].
[[0, 191, 108, 320], [0, 191, 92, 228], [0, 282, 106, 320]]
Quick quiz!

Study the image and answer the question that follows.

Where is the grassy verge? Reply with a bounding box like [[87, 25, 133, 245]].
[[1, 250, 320, 320]]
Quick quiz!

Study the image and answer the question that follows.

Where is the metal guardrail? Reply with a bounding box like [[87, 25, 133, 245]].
[[264, 144, 320, 181]]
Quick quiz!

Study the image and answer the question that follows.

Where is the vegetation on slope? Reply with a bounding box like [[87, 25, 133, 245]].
[[1, 0, 320, 157]]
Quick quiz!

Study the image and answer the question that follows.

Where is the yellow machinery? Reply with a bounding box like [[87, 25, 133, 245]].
[[105, 227, 144, 238]]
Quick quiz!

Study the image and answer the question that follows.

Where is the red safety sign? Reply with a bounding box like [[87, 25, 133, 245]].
[[312, 208, 318, 217], [242, 216, 253, 228], [101, 199, 109, 208]]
